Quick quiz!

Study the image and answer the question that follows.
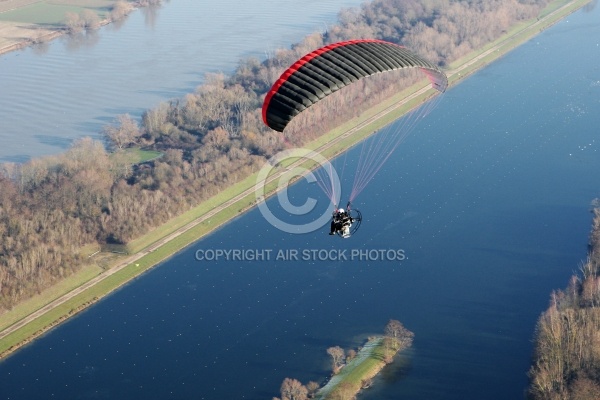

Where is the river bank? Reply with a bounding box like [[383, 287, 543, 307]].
[[528, 206, 600, 397], [0, 0, 152, 56], [315, 337, 388, 400], [0, 0, 591, 361], [275, 320, 413, 399]]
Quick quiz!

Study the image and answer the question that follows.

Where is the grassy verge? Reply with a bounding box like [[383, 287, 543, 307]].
[[0, 264, 102, 333], [315, 337, 389, 400], [125, 171, 260, 254], [0, 0, 590, 359]]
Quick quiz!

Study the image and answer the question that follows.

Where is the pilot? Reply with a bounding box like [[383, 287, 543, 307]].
[[329, 208, 351, 235]]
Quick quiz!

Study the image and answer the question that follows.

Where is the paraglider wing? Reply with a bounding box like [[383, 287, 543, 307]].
[[262, 39, 448, 132]]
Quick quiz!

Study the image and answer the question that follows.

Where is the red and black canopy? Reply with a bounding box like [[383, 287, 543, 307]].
[[262, 39, 448, 132]]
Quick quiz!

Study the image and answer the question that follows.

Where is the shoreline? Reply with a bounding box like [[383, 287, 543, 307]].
[[0, 1, 147, 57], [315, 337, 388, 400], [0, 0, 591, 361]]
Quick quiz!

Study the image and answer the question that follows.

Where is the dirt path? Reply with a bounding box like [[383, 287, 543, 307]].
[[0, 0, 582, 348]]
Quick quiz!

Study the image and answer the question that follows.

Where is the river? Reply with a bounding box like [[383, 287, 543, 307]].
[[1, 2, 600, 400], [0, 0, 364, 162]]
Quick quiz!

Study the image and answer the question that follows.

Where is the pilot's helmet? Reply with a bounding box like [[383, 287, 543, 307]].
[[338, 208, 344, 213]]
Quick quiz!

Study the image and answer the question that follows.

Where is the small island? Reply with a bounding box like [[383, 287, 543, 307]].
[[273, 319, 414, 400]]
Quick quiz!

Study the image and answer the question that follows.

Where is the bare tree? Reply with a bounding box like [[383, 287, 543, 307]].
[[142, 101, 170, 140], [63, 12, 83, 33], [280, 378, 308, 400], [385, 319, 414, 349], [383, 319, 414, 363], [305, 381, 319, 398], [80, 10, 100, 30], [346, 349, 357, 362], [569, 374, 600, 400], [327, 346, 346, 373], [110, 0, 134, 21], [103, 114, 141, 150]]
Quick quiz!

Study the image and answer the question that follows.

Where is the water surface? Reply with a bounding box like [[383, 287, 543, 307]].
[[0, 0, 364, 162], [1, 3, 599, 400]]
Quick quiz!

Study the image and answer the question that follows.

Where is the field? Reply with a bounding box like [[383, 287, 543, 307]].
[[0, 0, 122, 53], [0, 0, 115, 16], [0, 0, 42, 14], [112, 148, 163, 165]]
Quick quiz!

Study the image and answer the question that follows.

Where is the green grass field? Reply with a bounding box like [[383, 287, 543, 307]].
[[112, 148, 163, 165], [315, 338, 388, 400], [0, 0, 116, 24]]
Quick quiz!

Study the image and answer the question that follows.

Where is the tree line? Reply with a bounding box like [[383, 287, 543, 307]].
[[529, 205, 600, 399], [63, 1, 163, 34], [0, 0, 550, 310]]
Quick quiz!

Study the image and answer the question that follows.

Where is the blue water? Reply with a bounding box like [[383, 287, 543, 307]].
[[2, 4, 600, 400], [0, 0, 364, 162]]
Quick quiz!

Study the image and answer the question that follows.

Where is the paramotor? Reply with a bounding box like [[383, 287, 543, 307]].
[[262, 39, 447, 132]]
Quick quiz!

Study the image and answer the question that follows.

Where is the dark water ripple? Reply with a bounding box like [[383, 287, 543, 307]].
[[0, 0, 363, 162]]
